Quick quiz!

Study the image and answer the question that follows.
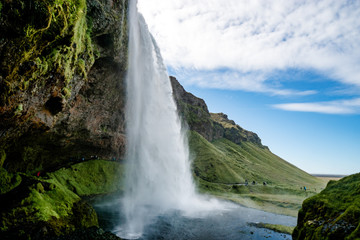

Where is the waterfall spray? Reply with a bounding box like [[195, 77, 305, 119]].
[[118, 1, 200, 238]]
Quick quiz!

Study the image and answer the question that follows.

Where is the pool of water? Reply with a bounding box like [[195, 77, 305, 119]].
[[91, 195, 296, 240]]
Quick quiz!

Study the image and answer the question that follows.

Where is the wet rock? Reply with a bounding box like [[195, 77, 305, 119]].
[[0, 0, 128, 173]]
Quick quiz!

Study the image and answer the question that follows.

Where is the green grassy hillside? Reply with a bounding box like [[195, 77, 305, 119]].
[[189, 131, 327, 216]]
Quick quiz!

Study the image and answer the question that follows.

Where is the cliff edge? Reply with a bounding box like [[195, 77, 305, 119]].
[[170, 76, 266, 148]]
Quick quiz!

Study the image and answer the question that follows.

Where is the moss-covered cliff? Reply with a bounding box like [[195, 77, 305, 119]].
[[293, 173, 360, 240], [0, 0, 128, 238], [0, 0, 128, 174]]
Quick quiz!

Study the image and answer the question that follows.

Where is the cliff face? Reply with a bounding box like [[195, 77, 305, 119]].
[[293, 173, 360, 239], [170, 76, 265, 148], [0, 0, 128, 173], [170, 76, 216, 141], [0, 1, 128, 238]]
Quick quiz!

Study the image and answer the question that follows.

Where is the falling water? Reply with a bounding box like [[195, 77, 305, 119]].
[[117, 0, 201, 238]]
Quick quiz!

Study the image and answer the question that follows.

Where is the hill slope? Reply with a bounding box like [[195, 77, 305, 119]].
[[190, 131, 321, 188], [171, 76, 326, 216]]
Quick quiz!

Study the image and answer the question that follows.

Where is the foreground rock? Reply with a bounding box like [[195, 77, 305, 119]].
[[0, 160, 124, 239], [293, 173, 360, 239], [0, 0, 128, 174], [1, 1, 128, 237]]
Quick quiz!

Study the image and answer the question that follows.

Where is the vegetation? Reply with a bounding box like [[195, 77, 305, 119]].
[[0, 168, 22, 194], [293, 173, 360, 239], [189, 131, 327, 216], [0, 0, 94, 105], [249, 222, 295, 235], [0, 0, 128, 238], [48, 160, 125, 196], [0, 160, 123, 238]]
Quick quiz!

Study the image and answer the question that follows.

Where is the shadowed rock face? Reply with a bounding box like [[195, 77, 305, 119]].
[[170, 76, 266, 148], [0, 0, 128, 173]]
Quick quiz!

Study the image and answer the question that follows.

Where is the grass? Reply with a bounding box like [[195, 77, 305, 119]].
[[249, 222, 295, 234], [47, 160, 125, 196], [210, 113, 237, 129], [189, 131, 327, 216], [293, 173, 360, 239], [0, 160, 123, 236]]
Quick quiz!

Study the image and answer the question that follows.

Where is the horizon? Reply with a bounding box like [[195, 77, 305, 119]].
[[138, 0, 360, 175]]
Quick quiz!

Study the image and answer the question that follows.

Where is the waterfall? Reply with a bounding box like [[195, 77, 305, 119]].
[[117, 1, 201, 238]]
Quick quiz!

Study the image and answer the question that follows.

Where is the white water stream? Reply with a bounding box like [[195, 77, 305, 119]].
[[116, 1, 218, 238]]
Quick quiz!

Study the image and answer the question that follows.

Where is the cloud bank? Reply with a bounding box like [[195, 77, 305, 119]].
[[138, 0, 360, 112], [273, 98, 360, 114]]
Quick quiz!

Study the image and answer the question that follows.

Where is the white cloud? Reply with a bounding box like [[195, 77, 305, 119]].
[[174, 69, 317, 96], [272, 98, 360, 114], [138, 0, 360, 93]]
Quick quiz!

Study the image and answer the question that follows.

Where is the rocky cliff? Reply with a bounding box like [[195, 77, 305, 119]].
[[170, 76, 266, 148], [0, 0, 128, 174], [0, 1, 128, 239]]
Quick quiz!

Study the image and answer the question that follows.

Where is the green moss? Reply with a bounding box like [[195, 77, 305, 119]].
[[0, 160, 123, 236], [0, 168, 22, 194], [1, 0, 95, 105], [47, 160, 124, 196], [250, 223, 294, 235], [293, 173, 360, 240], [0, 149, 5, 168], [14, 104, 23, 115], [21, 145, 43, 173], [0, 174, 98, 237]]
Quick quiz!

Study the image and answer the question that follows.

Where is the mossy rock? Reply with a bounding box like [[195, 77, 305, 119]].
[[47, 159, 124, 196], [0, 0, 94, 105], [0, 149, 6, 167], [0, 167, 22, 194], [0, 174, 98, 238], [0, 160, 123, 238], [293, 173, 360, 240]]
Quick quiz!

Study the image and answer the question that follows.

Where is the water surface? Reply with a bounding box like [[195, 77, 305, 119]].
[[92, 195, 296, 240]]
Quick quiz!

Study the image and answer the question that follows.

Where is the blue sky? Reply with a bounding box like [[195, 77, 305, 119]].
[[137, 0, 360, 175]]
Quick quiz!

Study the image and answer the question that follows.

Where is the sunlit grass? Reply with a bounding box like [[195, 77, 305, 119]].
[[189, 131, 327, 216], [249, 222, 295, 234]]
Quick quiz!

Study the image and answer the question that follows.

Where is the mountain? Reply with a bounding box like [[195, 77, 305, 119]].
[[0, 0, 334, 238], [171, 76, 326, 216], [170, 76, 264, 146]]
